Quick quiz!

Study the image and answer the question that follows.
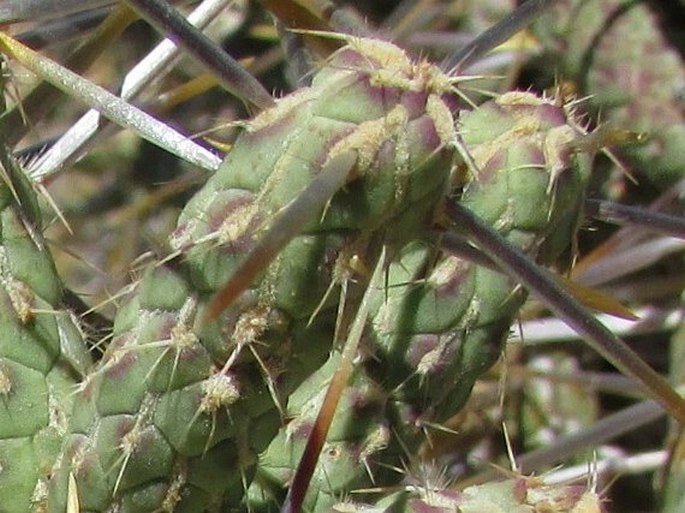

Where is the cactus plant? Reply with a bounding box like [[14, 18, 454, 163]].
[[332, 472, 605, 513], [0, 88, 93, 511], [247, 89, 594, 512], [0, 1, 681, 512], [43, 33, 468, 512]]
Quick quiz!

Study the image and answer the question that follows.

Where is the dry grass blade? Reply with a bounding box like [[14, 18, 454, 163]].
[[0, 31, 222, 170], [0, 4, 138, 147], [124, 0, 275, 110], [585, 199, 685, 239], [442, 0, 562, 71], [0, 0, 114, 24], [27, 0, 233, 180]]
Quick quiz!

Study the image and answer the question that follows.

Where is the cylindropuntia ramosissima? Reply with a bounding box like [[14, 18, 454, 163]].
[[0, 1, 681, 512]]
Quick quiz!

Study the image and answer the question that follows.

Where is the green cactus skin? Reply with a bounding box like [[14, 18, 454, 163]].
[[534, 0, 685, 189], [0, 134, 93, 512], [247, 91, 592, 512], [47, 38, 462, 512]]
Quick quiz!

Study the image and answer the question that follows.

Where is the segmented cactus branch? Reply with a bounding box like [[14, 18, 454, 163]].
[[0, 124, 93, 512], [247, 89, 599, 511]]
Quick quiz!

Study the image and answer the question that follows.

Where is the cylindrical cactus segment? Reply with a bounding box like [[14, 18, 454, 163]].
[[248, 91, 592, 512], [534, 0, 685, 189], [48, 37, 463, 511], [174, 37, 461, 306], [0, 137, 93, 513]]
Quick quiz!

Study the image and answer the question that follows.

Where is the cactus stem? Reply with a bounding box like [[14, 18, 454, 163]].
[[206, 150, 357, 320], [282, 248, 387, 513]]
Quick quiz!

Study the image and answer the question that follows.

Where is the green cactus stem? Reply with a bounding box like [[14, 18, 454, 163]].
[[534, 0, 685, 189], [0, 125, 93, 512], [247, 90, 594, 512]]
